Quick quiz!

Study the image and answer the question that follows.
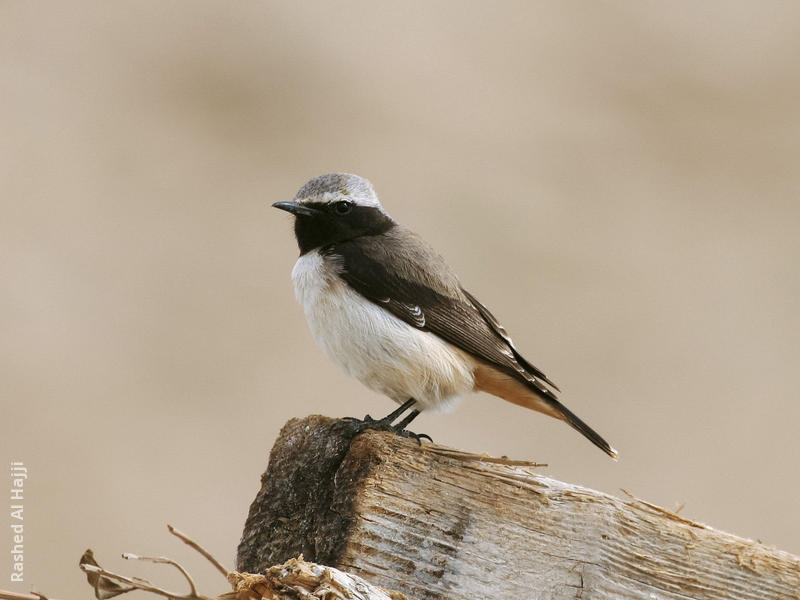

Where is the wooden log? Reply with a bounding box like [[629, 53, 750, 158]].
[[237, 416, 800, 599]]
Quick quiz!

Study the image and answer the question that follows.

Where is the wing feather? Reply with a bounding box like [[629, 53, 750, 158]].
[[460, 288, 560, 391], [324, 236, 559, 398]]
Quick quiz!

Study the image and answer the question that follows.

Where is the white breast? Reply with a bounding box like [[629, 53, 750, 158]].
[[291, 251, 475, 412]]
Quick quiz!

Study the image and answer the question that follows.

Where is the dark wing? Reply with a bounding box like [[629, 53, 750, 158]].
[[460, 288, 560, 391], [325, 237, 559, 399]]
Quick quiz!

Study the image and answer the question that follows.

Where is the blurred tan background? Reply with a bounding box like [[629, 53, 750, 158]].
[[2, 1, 800, 597]]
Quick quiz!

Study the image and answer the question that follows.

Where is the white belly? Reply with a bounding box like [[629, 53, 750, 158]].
[[291, 252, 475, 412]]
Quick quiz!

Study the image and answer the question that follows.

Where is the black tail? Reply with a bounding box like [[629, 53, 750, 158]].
[[550, 397, 618, 459], [518, 373, 618, 459]]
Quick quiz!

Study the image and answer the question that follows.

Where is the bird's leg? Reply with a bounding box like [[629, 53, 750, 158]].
[[393, 408, 420, 430], [391, 408, 433, 445], [342, 398, 416, 426], [380, 399, 418, 424]]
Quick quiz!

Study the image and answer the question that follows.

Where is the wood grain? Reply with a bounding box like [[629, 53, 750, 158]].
[[237, 416, 800, 599]]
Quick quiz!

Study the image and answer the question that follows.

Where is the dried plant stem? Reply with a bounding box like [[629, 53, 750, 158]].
[[80, 563, 212, 600], [0, 591, 60, 600], [167, 524, 229, 577], [78, 524, 232, 600], [122, 554, 198, 597]]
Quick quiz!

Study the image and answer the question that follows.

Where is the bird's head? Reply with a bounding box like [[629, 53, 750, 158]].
[[273, 173, 395, 254]]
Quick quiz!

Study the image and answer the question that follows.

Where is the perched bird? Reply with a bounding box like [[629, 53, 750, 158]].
[[273, 173, 617, 458]]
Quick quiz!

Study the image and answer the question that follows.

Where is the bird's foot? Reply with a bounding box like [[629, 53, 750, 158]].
[[339, 417, 432, 445], [340, 399, 430, 444], [339, 414, 396, 434], [394, 428, 433, 445]]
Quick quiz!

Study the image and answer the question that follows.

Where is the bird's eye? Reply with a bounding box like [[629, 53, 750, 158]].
[[333, 201, 353, 215]]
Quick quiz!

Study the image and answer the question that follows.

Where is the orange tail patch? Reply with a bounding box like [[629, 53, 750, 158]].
[[473, 363, 564, 421]]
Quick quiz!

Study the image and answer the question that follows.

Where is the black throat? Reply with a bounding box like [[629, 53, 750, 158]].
[[294, 202, 396, 255]]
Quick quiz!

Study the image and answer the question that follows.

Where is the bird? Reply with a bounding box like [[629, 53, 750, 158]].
[[273, 173, 618, 458]]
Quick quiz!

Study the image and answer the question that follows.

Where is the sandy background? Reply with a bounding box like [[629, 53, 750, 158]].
[[3, 1, 800, 597]]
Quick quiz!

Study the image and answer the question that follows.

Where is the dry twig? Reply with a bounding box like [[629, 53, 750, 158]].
[[0, 591, 60, 600], [79, 525, 229, 600], [168, 524, 229, 578]]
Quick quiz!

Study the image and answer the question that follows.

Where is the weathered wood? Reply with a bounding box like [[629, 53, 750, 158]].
[[238, 416, 800, 599], [227, 557, 407, 600]]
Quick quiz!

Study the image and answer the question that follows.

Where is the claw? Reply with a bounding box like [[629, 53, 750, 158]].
[[340, 399, 427, 444], [395, 429, 433, 445], [337, 417, 432, 445]]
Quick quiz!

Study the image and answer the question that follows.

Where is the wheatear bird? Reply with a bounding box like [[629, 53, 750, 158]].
[[273, 173, 617, 458]]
